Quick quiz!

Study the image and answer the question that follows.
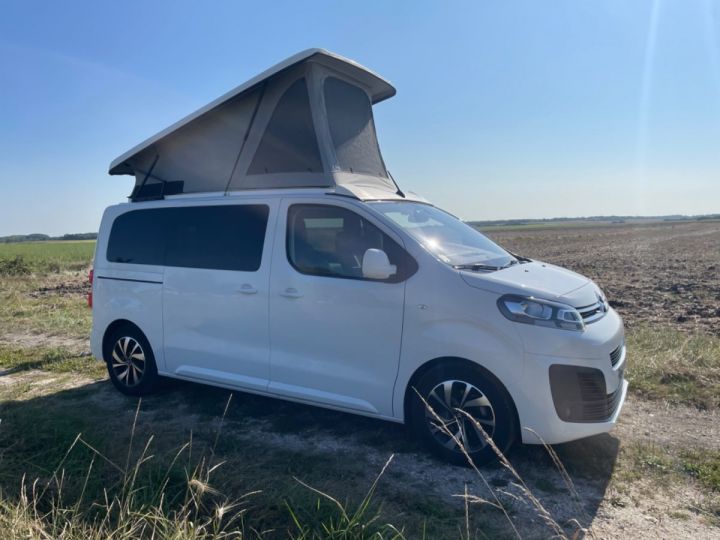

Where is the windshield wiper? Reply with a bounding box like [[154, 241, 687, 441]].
[[508, 251, 532, 263], [454, 258, 521, 272], [453, 263, 503, 271]]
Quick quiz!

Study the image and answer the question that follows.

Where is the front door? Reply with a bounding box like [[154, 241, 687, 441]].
[[268, 200, 415, 416], [163, 201, 277, 391]]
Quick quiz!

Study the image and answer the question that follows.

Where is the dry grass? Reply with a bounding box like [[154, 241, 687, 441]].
[[0, 401, 254, 539], [626, 326, 720, 409]]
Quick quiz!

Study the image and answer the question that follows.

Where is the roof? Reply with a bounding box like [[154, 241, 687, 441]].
[[109, 49, 396, 176]]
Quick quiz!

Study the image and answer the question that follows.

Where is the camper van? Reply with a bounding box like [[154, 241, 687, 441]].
[[91, 49, 627, 465]]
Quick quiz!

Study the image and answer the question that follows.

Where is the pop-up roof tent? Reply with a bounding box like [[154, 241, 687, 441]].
[[110, 49, 412, 202]]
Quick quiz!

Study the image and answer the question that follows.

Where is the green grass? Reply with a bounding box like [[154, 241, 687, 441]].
[[0, 376, 464, 538], [0, 344, 462, 537], [0, 277, 91, 340], [626, 326, 720, 409], [681, 449, 720, 492], [0, 241, 95, 275], [0, 242, 93, 340], [0, 396, 404, 539], [616, 442, 720, 525], [0, 346, 103, 376]]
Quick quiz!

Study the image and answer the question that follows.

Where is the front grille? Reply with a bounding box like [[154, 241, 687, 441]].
[[549, 365, 621, 423], [576, 300, 607, 324], [609, 344, 624, 367]]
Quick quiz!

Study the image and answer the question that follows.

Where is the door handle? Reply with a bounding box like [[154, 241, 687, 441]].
[[280, 287, 303, 299], [237, 284, 258, 295]]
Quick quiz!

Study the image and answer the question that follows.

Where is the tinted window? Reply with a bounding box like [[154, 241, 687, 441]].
[[165, 205, 268, 271], [106, 208, 165, 265], [286, 204, 416, 282], [324, 77, 386, 177], [248, 78, 323, 175], [106, 205, 269, 271]]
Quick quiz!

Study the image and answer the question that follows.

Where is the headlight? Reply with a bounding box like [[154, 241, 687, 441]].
[[497, 295, 585, 331]]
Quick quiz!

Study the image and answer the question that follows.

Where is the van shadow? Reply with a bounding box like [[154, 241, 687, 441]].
[[0, 374, 619, 535]]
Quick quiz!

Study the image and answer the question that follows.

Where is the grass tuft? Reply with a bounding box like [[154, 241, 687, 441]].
[[0, 256, 31, 276], [680, 449, 720, 492], [286, 455, 405, 539]]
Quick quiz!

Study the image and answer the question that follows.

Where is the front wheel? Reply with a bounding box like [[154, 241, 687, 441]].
[[104, 325, 159, 396], [409, 362, 517, 466]]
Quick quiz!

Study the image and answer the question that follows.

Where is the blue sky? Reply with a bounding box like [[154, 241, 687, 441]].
[[1, 0, 719, 235]]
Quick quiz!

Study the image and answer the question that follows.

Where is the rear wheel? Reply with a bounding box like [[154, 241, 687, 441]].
[[409, 362, 517, 466], [104, 325, 159, 396]]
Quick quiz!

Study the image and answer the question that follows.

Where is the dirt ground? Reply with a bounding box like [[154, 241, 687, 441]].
[[484, 220, 720, 335], [0, 367, 717, 539]]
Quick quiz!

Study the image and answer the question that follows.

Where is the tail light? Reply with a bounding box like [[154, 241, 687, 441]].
[[87, 268, 94, 308]]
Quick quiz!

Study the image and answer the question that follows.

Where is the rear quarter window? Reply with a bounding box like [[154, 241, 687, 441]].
[[106, 208, 165, 265]]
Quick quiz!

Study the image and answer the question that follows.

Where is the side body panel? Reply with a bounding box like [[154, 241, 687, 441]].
[[389, 243, 527, 423], [90, 206, 165, 366], [162, 198, 279, 391], [267, 197, 407, 416]]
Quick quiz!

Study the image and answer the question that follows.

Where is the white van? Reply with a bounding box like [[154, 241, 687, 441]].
[[91, 50, 627, 464]]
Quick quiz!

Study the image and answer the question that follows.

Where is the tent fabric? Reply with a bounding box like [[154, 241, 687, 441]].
[[247, 78, 323, 175], [109, 49, 403, 200], [325, 77, 387, 178]]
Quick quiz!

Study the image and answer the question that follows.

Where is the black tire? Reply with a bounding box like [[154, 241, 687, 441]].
[[408, 361, 517, 466], [103, 324, 159, 396]]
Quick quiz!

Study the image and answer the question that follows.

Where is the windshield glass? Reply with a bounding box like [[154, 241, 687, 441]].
[[370, 202, 515, 268]]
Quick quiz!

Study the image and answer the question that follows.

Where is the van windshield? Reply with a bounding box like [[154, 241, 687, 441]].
[[370, 202, 516, 269]]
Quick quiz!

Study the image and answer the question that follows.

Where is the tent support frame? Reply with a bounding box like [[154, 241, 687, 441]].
[[224, 82, 267, 195], [130, 154, 183, 201]]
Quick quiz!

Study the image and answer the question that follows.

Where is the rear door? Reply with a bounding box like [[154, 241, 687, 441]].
[[268, 199, 416, 417], [162, 201, 277, 391]]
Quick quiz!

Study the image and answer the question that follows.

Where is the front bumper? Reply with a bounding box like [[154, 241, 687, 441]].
[[513, 309, 628, 444]]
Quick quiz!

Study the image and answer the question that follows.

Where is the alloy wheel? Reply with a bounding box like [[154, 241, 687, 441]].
[[111, 336, 146, 387], [425, 379, 496, 453]]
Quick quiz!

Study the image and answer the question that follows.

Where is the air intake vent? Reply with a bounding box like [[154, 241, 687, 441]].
[[549, 365, 621, 423], [610, 344, 624, 367]]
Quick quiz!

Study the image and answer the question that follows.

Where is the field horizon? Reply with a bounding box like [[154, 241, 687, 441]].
[[2, 211, 720, 242]]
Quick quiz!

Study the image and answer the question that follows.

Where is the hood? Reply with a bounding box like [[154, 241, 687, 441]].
[[459, 261, 599, 307]]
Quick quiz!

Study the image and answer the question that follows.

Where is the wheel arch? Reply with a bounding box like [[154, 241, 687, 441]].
[[101, 319, 146, 361], [403, 356, 521, 438]]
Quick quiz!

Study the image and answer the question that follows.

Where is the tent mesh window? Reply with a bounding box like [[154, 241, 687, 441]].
[[248, 78, 323, 175], [324, 77, 387, 177]]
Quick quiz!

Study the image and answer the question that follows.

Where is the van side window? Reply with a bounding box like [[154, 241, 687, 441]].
[[106, 209, 165, 265], [286, 204, 417, 283], [106, 205, 269, 271], [165, 205, 269, 271]]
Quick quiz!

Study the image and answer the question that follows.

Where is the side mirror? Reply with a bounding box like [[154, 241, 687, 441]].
[[362, 248, 397, 280]]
